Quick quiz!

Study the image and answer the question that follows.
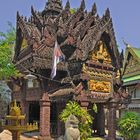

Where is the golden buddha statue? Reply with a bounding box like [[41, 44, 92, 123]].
[[90, 40, 112, 64]]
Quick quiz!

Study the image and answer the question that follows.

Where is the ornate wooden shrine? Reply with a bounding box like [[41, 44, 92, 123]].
[[10, 0, 129, 140]]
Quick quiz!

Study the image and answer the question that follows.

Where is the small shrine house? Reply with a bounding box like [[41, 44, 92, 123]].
[[9, 0, 129, 140]]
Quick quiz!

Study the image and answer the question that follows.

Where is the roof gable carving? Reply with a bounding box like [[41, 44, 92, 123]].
[[123, 46, 140, 77]]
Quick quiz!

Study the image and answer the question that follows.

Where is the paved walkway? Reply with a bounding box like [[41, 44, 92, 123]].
[[0, 130, 38, 140], [0, 130, 124, 140]]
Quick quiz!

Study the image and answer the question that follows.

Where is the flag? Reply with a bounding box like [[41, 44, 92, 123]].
[[51, 41, 65, 79]]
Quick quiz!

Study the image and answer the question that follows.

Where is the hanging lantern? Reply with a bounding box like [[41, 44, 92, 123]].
[[24, 73, 37, 88]]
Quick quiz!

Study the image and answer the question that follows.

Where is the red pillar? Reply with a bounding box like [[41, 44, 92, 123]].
[[107, 102, 117, 140], [77, 94, 89, 110], [80, 101, 89, 110], [39, 94, 51, 140], [20, 100, 29, 124], [57, 102, 62, 137]]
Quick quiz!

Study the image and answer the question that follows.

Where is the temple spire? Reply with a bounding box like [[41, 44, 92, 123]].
[[105, 8, 110, 18], [65, 0, 70, 10], [42, 0, 63, 17], [80, 0, 86, 10], [91, 3, 97, 15]]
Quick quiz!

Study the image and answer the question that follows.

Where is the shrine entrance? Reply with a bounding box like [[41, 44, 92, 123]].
[[79, 37, 120, 139], [29, 101, 40, 124], [88, 103, 106, 136]]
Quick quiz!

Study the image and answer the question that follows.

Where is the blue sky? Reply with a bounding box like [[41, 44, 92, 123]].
[[0, 0, 140, 51]]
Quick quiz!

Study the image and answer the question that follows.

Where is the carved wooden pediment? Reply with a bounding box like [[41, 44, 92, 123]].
[[82, 40, 114, 79], [81, 40, 115, 93], [89, 40, 112, 64]]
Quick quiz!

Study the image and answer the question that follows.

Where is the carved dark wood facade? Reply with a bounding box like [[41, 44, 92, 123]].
[[10, 0, 129, 139]]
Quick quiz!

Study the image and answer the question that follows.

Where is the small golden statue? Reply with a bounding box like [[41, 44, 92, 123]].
[[90, 40, 112, 64]]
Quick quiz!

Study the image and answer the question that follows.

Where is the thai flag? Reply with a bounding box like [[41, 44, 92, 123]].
[[51, 41, 65, 79]]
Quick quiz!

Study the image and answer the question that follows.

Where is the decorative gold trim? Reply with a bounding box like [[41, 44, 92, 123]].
[[88, 79, 111, 93], [82, 63, 112, 79]]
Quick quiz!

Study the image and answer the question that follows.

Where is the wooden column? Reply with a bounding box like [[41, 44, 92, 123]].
[[20, 100, 29, 124], [97, 104, 106, 136], [77, 94, 89, 110], [57, 102, 63, 137], [107, 102, 117, 140], [80, 101, 89, 110], [39, 94, 51, 140], [11, 131, 21, 140]]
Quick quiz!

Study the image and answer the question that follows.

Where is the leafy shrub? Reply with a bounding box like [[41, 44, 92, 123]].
[[60, 101, 93, 140], [70, 8, 77, 14], [118, 111, 140, 140]]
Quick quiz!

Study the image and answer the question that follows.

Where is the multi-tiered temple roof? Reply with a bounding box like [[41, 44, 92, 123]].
[[14, 0, 122, 76]]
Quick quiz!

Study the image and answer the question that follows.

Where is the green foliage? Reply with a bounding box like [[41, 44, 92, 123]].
[[0, 22, 19, 79], [70, 8, 77, 14], [118, 111, 140, 140], [60, 101, 93, 140], [0, 22, 16, 46], [92, 103, 98, 113]]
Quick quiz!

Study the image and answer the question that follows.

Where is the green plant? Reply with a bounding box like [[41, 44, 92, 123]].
[[118, 111, 140, 140], [60, 101, 93, 140], [0, 22, 20, 118], [70, 8, 77, 14], [0, 22, 19, 79], [92, 103, 98, 113]]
